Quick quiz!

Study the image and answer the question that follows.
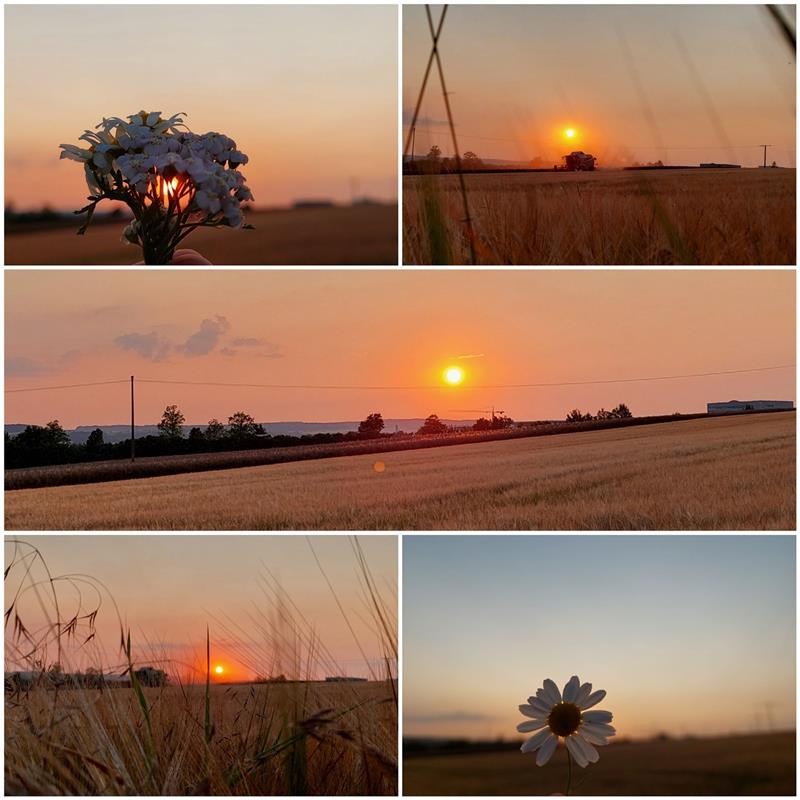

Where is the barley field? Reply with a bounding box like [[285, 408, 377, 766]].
[[5, 412, 794, 530], [6, 680, 396, 796], [403, 732, 795, 795], [5, 204, 397, 265], [403, 168, 795, 265]]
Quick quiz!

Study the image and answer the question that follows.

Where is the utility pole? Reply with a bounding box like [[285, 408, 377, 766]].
[[760, 144, 771, 168], [130, 375, 135, 462]]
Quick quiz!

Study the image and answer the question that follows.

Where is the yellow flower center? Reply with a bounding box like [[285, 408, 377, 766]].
[[548, 701, 582, 736]]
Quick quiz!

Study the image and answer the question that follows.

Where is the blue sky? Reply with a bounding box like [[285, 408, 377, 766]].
[[404, 535, 795, 740]]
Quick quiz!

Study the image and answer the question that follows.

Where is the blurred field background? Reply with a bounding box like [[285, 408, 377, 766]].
[[5, 204, 397, 265], [403, 169, 795, 265], [6, 412, 794, 530], [403, 733, 795, 795]]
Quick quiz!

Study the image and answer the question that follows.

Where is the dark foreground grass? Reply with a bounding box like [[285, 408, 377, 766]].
[[403, 732, 795, 795]]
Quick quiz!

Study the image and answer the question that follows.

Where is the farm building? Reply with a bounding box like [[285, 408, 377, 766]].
[[707, 400, 793, 414]]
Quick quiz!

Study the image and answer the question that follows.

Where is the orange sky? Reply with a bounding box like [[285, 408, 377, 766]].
[[5, 270, 795, 428], [404, 5, 795, 167], [4, 535, 397, 683], [5, 5, 397, 210]]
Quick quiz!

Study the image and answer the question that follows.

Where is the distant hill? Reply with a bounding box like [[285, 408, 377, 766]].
[[5, 419, 475, 444]]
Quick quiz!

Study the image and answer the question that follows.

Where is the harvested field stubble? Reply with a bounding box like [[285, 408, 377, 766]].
[[5, 412, 794, 530], [403, 169, 796, 265]]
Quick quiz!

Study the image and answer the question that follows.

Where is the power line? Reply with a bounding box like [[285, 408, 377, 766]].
[[4, 380, 128, 394], [5, 364, 793, 395]]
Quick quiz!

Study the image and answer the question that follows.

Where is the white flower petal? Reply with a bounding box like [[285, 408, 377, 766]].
[[542, 678, 561, 705], [520, 727, 552, 754], [563, 675, 580, 703], [525, 697, 552, 716], [518, 704, 548, 720], [582, 710, 613, 724], [574, 682, 592, 707], [574, 734, 600, 763], [566, 734, 589, 767], [581, 721, 616, 739], [517, 719, 547, 733], [536, 733, 558, 766], [580, 689, 607, 710]]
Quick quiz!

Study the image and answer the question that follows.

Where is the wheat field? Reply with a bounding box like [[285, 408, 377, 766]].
[[5, 204, 397, 265], [403, 168, 795, 265], [6, 680, 396, 796], [403, 733, 795, 795], [5, 412, 794, 530]]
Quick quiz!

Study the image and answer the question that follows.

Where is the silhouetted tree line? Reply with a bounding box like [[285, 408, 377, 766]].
[[6, 407, 516, 469], [565, 404, 633, 422]]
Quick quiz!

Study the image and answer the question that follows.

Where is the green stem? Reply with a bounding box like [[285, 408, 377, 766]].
[[566, 746, 572, 796]]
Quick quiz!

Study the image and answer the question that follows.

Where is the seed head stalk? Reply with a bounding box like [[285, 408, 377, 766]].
[[565, 746, 573, 795]]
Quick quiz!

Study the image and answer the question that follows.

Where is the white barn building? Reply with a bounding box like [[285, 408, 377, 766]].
[[707, 400, 794, 414]]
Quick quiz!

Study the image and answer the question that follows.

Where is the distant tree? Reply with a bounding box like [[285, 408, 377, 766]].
[[417, 414, 448, 435], [595, 408, 613, 420], [85, 428, 104, 451], [472, 417, 491, 431], [358, 412, 385, 437], [228, 411, 259, 440], [427, 145, 441, 161], [491, 413, 514, 429], [188, 426, 205, 443], [44, 420, 71, 447], [157, 405, 185, 439], [205, 419, 225, 440], [462, 151, 483, 170], [566, 409, 589, 422], [611, 403, 633, 419]]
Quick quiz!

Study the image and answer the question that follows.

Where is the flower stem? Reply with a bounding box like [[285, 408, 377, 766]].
[[565, 747, 573, 796]]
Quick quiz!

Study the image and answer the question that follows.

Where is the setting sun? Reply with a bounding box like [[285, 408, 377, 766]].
[[214, 664, 224, 675], [443, 366, 464, 386], [564, 127, 576, 139]]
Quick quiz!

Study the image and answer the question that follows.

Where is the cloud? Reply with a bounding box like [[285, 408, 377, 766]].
[[114, 331, 171, 361], [179, 316, 230, 357], [5, 356, 49, 377], [231, 337, 264, 347], [405, 711, 496, 724], [219, 342, 283, 359], [403, 108, 450, 128], [456, 353, 485, 360]]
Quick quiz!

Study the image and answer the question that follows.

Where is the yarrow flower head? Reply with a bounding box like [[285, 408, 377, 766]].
[[59, 111, 253, 264], [518, 676, 615, 770]]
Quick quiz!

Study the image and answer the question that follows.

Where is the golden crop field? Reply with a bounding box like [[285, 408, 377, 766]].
[[6, 679, 397, 795], [5, 412, 794, 530], [403, 732, 795, 795], [5, 204, 397, 265], [403, 168, 795, 265]]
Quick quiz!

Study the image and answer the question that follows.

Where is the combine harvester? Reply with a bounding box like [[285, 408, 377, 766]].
[[556, 151, 597, 171]]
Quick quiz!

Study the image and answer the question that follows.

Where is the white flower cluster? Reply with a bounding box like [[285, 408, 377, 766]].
[[60, 111, 253, 228]]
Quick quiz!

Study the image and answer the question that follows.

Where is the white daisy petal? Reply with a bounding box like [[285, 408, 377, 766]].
[[563, 675, 580, 702], [575, 734, 600, 763], [520, 727, 552, 753], [566, 734, 589, 767], [536, 733, 558, 766], [527, 697, 552, 715], [582, 710, 613, 724], [581, 721, 616, 738], [519, 704, 548, 720], [574, 682, 592, 707], [580, 689, 607, 710], [542, 678, 562, 705], [517, 719, 547, 733], [577, 722, 610, 745]]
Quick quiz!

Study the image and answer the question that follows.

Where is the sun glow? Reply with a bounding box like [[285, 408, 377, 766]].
[[214, 664, 224, 675], [564, 128, 576, 139], [443, 366, 464, 386]]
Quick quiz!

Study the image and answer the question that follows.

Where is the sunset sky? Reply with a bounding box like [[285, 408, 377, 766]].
[[404, 535, 796, 740], [5, 270, 795, 428], [4, 535, 396, 682], [404, 5, 796, 167], [5, 5, 397, 210]]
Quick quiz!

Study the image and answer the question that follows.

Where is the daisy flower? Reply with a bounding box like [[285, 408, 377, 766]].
[[518, 675, 615, 768]]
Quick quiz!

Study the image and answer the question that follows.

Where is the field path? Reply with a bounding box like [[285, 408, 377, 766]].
[[5, 413, 793, 530]]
